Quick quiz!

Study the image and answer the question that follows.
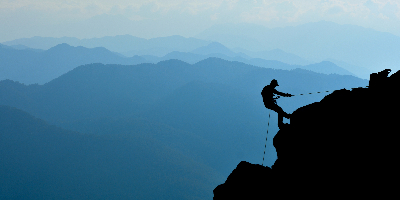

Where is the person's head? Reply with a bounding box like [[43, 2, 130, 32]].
[[270, 79, 279, 87]]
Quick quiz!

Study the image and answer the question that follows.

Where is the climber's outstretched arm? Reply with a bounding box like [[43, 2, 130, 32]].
[[274, 89, 293, 97]]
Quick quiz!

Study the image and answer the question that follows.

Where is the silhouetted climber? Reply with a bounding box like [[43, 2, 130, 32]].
[[261, 79, 293, 128]]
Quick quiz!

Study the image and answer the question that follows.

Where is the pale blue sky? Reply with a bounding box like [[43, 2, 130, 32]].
[[1, 0, 400, 42]]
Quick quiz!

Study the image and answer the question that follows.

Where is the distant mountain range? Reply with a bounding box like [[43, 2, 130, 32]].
[[2, 35, 210, 57], [234, 48, 311, 66], [4, 20, 386, 79], [0, 43, 147, 84], [1, 42, 360, 84], [0, 58, 369, 173], [1, 20, 387, 199], [2, 34, 314, 65], [0, 58, 370, 198], [195, 21, 395, 74]]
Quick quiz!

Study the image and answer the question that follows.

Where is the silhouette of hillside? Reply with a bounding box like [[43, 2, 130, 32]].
[[0, 105, 223, 199], [213, 69, 400, 198]]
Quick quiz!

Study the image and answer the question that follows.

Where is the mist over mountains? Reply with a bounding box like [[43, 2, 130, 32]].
[[2, 35, 210, 57], [195, 21, 395, 74], [0, 58, 368, 175], [4, 21, 393, 79], [0, 20, 386, 199], [0, 43, 147, 84], [1, 40, 360, 85], [0, 57, 369, 199]]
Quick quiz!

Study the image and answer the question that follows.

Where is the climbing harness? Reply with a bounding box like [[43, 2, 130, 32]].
[[262, 111, 270, 166]]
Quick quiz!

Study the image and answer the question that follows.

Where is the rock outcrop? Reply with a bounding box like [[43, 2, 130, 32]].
[[214, 69, 400, 199]]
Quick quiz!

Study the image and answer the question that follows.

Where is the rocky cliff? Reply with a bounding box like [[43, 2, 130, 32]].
[[214, 69, 400, 199]]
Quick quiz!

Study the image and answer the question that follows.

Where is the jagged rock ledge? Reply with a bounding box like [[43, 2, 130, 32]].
[[214, 69, 400, 199]]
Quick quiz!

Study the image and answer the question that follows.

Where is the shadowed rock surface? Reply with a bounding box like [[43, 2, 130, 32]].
[[214, 69, 400, 199]]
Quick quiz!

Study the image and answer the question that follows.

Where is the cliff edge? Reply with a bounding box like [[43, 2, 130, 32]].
[[214, 69, 400, 199]]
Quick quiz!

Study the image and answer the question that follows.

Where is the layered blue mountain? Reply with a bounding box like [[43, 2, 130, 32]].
[[0, 42, 360, 86], [301, 61, 355, 76], [190, 42, 250, 58], [140, 42, 357, 77], [0, 105, 222, 199], [8, 44, 44, 52], [0, 58, 369, 178], [196, 21, 392, 77], [2, 35, 210, 57], [2, 35, 309, 66], [3, 29, 372, 78], [0, 43, 148, 84], [213, 69, 400, 198], [235, 48, 312, 66]]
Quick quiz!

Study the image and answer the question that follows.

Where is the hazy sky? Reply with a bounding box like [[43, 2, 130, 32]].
[[1, 0, 400, 42]]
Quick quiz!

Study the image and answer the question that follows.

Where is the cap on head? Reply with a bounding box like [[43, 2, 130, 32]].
[[271, 79, 279, 86]]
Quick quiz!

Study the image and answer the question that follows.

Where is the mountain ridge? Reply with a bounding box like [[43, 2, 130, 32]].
[[3, 20, 385, 78], [195, 21, 400, 73], [0, 58, 369, 175], [0, 43, 149, 84], [1, 42, 359, 85]]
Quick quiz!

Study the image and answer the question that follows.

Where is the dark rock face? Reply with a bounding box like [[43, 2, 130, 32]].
[[214, 69, 400, 199], [213, 161, 276, 199]]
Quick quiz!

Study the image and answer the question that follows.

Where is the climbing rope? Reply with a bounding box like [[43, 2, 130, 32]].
[[289, 86, 368, 97], [262, 111, 270, 166], [261, 85, 368, 165], [292, 91, 331, 96]]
